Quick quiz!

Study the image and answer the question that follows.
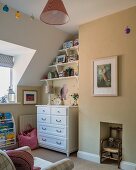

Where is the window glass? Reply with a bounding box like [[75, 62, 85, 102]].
[[0, 67, 10, 97]]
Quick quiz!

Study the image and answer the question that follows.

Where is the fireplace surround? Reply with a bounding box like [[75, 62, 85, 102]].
[[100, 122, 123, 168]]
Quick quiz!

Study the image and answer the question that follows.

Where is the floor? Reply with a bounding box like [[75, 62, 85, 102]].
[[32, 147, 119, 170]]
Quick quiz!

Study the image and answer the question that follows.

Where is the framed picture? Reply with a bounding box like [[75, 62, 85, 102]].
[[92, 56, 118, 96], [56, 55, 66, 63], [23, 90, 37, 104], [63, 41, 73, 49]]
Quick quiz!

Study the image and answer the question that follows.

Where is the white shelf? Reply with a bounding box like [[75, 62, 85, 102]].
[[0, 119, 12, 122], [0, 138, 16, 143], [41, 75, 78, 81], [0, 128, 14, 131], [59, 45, 79, 52], [58, 46, 79, 55], [49, 60, 79, 68], [36, 105, 78, 108]]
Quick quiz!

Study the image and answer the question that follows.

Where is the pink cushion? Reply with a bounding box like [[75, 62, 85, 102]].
[[18, 129, 38, 150], [6, 150, 34, 170], [6, 150, 41, 170]]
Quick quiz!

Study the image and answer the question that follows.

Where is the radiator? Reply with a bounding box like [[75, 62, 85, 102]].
[[19, 114, 37, 132]]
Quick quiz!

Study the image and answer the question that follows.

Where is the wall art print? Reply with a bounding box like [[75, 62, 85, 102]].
[[23, 90, 37, 104], [92, 56, 118, 96]]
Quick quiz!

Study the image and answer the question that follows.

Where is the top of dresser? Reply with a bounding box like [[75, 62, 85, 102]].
[[36, 105, 78, 108]]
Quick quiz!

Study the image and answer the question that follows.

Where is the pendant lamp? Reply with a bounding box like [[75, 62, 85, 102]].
[[40, 0, 69, 25]]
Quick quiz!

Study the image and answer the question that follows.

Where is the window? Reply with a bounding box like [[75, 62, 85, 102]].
[[0, 67, 10, 97], [0, 54, 14, 102]]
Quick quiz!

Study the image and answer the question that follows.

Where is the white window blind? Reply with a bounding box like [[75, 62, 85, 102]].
[[0, 54, 14, 68]]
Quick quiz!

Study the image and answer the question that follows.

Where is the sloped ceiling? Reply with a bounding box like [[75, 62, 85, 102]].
[[1, 1, 136, 86], [1, 0, 136, 33], [0, 6, 70, 86]]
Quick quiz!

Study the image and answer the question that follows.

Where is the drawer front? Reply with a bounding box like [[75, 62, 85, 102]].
[[37, 114, 50, 123], [38, 124, 66, 137], [51, 115, 66, 125], [37, 107, 50, 114], [38, 135, 66, 150], [51, 107, 67, 116]]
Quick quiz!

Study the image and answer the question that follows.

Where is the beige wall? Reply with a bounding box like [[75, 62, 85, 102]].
[[41, 79, 79, 105], [79, 6, 136, 163], [0, 86, 41, 134]]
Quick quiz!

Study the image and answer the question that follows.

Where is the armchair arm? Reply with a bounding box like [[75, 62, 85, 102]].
[[15, 146, 32, 154], [0, 150, 16, 170], [45, 158, 74, 170]]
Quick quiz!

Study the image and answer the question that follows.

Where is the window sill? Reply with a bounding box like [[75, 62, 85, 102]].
[[0, 102, 21, 105]]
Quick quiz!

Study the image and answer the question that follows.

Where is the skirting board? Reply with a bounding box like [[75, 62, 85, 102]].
[[77, 151, 100, 163], [121, 161, 136, 170], [77, 151, 136, 170]]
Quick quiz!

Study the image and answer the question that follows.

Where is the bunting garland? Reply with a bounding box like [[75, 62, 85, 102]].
[[125, 26, 131, 34], [15, 11, 21, 19], [0, 3, 34, 21], [3, 5, 9, 12]]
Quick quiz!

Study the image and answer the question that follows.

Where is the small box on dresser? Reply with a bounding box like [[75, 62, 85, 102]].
[[36, 105, 78, 157]]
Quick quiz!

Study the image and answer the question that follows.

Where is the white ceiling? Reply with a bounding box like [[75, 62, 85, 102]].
[[1, 0, 136, 33]]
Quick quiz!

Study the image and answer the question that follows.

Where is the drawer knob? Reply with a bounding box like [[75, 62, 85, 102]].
[[56, 119, 61, 123], [43, 110, 45, 112], [56, 129, 61, 133], [42, 138, 46, 141], [42, 127, 46, 130], [56, 141, 61, 145], [57, 111, 60, 113], [42, 118, 46, 121]]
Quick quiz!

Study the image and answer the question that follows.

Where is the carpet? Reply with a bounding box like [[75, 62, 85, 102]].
[[32, 147, 119, 170]]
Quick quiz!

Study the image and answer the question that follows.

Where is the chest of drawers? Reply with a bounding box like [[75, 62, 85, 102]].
[[36, 105, 78, 156]]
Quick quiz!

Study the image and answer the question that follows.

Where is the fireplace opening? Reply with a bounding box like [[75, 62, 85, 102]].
[[100, 122, 123, 168]]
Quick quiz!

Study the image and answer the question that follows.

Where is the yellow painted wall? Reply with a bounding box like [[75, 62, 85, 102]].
[[0, 86, 41, 133], [79, 6, 136, 163]]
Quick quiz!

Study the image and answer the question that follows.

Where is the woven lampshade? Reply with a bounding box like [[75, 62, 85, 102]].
[[40, 0, 69, 25]]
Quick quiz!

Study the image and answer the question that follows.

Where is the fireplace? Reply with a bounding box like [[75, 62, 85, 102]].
[[100, 122, 123, 168]]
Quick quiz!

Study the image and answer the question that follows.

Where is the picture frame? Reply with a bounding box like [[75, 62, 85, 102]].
[[23, 90, 37, 104], [56, 55, 66, 63], [63, 41, 73, 49], [92, 56, 118, 96]]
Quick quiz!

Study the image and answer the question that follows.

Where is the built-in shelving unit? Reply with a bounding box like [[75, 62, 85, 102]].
[[40, 41, 79, 105], [41, 45, 79, 82]]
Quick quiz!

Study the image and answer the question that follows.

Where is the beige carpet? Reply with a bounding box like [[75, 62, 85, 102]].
[[32, 147, 119, 170]]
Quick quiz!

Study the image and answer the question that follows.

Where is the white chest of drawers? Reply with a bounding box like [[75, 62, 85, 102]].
[[36, 105, 78, 156]]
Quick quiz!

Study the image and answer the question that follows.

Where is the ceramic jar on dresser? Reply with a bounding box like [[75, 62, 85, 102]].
[[36, 105, 78, 156]]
